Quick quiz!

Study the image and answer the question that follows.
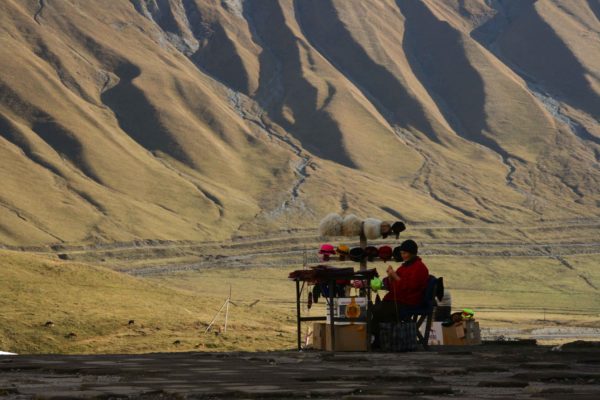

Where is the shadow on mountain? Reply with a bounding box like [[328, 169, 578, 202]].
[[30, 119, 103, 182], [397, 0, 511, 159], [190, 22, 249, 94], [587, 0, 600, 24], [295, 0, 441, 144], [131, 0, 180, 36], [101, 63, 193, 166], [0, 114, 65, 178], [179, 0, 249, 93], [0, 84, 99, 182], [477, 0, 600, 120], [244, 1, 356, 168]]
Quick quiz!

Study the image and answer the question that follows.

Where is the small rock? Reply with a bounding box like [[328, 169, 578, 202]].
[[173, 340, 181, 345], [66, 332, 77, 339], [57, 253, 69, 260], [44, 321, 54, 328], [128, 320, 135, 326]]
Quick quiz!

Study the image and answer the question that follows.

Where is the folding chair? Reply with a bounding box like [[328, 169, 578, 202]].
[[398, 275, 438, 350]]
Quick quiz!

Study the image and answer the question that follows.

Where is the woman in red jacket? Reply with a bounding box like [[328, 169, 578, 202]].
[[371, 239, 429, 348]]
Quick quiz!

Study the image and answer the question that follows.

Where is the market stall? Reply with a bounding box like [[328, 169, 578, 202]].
[[288, 213, 405, 352]]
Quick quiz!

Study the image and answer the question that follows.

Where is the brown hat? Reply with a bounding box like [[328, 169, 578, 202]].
[[380, 221, 392, 239], [365, 246, 379, 262]]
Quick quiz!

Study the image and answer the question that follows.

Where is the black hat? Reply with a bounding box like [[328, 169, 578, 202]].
[[399, 239, 418, 255], [392, 221, 406, 239], [349, 247, 365, 262], [365, 246, 378, 262]]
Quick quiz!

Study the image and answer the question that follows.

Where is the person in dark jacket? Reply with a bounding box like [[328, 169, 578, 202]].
[[370, 239, 429, 348]]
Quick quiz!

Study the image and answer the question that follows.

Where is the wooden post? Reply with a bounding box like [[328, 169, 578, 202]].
[[224, 285, 231, 333], [359, 223, 367, 271]]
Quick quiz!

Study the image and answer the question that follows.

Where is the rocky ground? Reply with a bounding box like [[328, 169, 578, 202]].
[[1, 341, 600, 399]]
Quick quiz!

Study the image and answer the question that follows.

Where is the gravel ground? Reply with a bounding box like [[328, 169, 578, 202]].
[[1, 341, 600, 399]]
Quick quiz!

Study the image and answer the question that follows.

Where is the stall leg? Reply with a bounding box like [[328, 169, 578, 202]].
[[329, 279, 335, 352], [366, 286, 372, 351], [296, 279, 301, 351]]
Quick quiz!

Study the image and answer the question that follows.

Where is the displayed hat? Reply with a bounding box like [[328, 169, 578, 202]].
[[363, 218, 382, 240], [319, 244, 335, 262], [370, 277, 383, 291], [319, 213, 343, 237], [342, 214, 362, 237], [392, 221, 406, 239], [392, 246, 403, 262], [349, 247, 365, 262], [337, 244, 350, 261], [365, 246, 379, 262], [380, 221, 392, 239], [336, 244, 350, 255], [378, 245, 393, 261], [399, 239, 418, 254], [319, 243, 336, 255]]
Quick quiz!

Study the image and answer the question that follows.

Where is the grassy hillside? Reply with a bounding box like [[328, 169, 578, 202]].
[[0, 0, 599, 246], [0, 250, 295, 354]]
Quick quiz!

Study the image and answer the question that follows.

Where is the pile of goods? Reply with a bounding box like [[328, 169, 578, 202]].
[[423, 307, 482, 346], [319, 213, 405, 240]]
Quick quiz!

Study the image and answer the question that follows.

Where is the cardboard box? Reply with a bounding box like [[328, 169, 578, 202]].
[[326, 297, 368, 324], [419, 321, 444, 345], [312, 323, 326, 350], [443, 320, 481, 345], [465, 320, 481, 344], [313, 322, 368, 351], [325, 323, 368, 352]]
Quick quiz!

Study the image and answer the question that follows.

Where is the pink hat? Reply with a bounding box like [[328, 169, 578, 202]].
[[319, 244, 336, 255]]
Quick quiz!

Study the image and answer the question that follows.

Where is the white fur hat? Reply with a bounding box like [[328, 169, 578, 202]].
[[363, 218, 382, 240], [319, 213, 343, 237], [342, 214, 362, 237]]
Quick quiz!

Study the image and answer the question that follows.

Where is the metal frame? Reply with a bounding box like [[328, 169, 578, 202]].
[[410, 278, 438, 350]]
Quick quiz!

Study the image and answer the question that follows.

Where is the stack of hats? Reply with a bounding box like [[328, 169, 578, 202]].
[[317, 242, 421, 263]]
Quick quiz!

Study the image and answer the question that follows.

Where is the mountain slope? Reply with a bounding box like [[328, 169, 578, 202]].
[[0, 0, 599, 246]]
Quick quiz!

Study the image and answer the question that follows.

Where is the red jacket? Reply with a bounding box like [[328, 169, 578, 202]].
[[383, 256, 429, 305]]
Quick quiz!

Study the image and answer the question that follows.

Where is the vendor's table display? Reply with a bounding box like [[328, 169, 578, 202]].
[[289, 266, 378, 352]]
